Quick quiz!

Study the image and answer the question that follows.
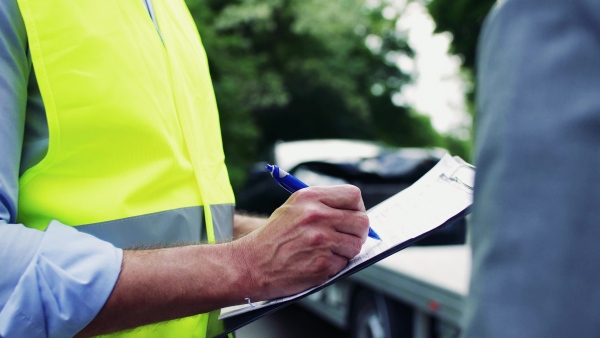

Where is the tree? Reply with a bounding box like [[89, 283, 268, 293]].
[[427, 0, 495, 73], [186, 0, 457, 190], [427, 0, 495, 112]]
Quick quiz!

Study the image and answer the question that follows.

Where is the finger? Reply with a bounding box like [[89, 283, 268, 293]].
[[328, 232, 364, 260], [326, 209, 370, 240], [327, 254, 349, 278], [298, 185, 366, 212]]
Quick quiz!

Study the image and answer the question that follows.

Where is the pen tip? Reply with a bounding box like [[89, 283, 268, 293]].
[[369, 229, 381, 240]]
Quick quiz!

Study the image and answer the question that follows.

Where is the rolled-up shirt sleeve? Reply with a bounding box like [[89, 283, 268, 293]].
[[0, 1, 123, 337], [0, 222, 123, 338]]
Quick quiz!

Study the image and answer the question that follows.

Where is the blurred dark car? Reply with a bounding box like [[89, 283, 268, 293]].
[[236, 139, 466, 246]]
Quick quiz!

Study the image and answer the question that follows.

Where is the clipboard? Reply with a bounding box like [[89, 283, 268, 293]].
[[214, 154, 475, 337]]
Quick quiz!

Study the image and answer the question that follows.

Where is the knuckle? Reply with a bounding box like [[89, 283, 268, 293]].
[[294, 187, 318, 201], [305, 229, 327, 247], [301, 206, 326, 225], [313, 256, 329, 271], [309, 256, 332, 282]]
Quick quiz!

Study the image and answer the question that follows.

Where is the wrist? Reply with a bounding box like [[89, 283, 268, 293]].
[[233, 213, 267, 238], [225, 237, 261, 302]]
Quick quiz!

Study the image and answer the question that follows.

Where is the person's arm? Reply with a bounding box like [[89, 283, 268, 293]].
[[233, 211, 267, 238], [0, 223, 123, 338], [2, 2, 368, 336], [465, 0, 600, 337], [79, 185, 369, 337], [0, 2, 123, 337]]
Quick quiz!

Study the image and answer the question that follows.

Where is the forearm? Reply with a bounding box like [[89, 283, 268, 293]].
[[79, 186, 368, 337], [233, 212, 267, 238], [78, 242, 252, 337]]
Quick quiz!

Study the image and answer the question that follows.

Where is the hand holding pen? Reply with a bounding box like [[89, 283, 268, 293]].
[[233, 171, 371, 300], [266, 164, 381, 240]]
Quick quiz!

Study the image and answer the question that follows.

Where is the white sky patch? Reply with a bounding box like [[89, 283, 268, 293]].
[[365, 34, 383, 53], [393, 1, 471, 138]]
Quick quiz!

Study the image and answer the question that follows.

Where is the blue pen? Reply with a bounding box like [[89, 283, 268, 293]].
[[266, 164, 381, 240]]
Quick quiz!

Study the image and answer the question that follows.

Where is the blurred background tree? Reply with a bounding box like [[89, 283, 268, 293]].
[[185, 0, 479, 191], [427, 0, 496, 127], [427, 0, 495, 73]]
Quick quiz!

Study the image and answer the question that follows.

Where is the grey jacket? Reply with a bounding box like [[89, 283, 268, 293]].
[[464, 0, 600, 337]]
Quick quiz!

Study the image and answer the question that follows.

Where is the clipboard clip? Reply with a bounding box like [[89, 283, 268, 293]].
[[244, 298, 256, 308], [440, 162, 475, 191]]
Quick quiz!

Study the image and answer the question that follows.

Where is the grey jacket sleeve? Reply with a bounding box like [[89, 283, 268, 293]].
[[464, 0, 600, 337]]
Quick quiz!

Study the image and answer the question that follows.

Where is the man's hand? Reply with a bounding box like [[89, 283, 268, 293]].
[[78, 185, 368, 336], [234, 185, 370, 301]]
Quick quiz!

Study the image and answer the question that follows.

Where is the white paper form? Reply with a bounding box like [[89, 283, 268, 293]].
[[220, 154, 474, 319]]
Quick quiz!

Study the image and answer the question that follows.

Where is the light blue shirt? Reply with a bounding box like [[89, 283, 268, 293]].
[[0, 0, 160, 336]]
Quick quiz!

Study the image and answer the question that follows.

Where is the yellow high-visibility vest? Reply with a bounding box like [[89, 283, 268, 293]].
[[16, 0, 235, 336]]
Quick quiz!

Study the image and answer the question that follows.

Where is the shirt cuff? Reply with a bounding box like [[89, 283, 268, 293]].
[[0, 220, 123, 338]]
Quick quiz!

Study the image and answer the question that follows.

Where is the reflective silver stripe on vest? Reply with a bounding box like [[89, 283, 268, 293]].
[[76, 204, 234, 249], [210, 204, 234, 242]]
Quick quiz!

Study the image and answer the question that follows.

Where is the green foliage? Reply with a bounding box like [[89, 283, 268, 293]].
[[186, 0, 457, 191], [427, 0, 495, 72], [425, 0, 495, 161]]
